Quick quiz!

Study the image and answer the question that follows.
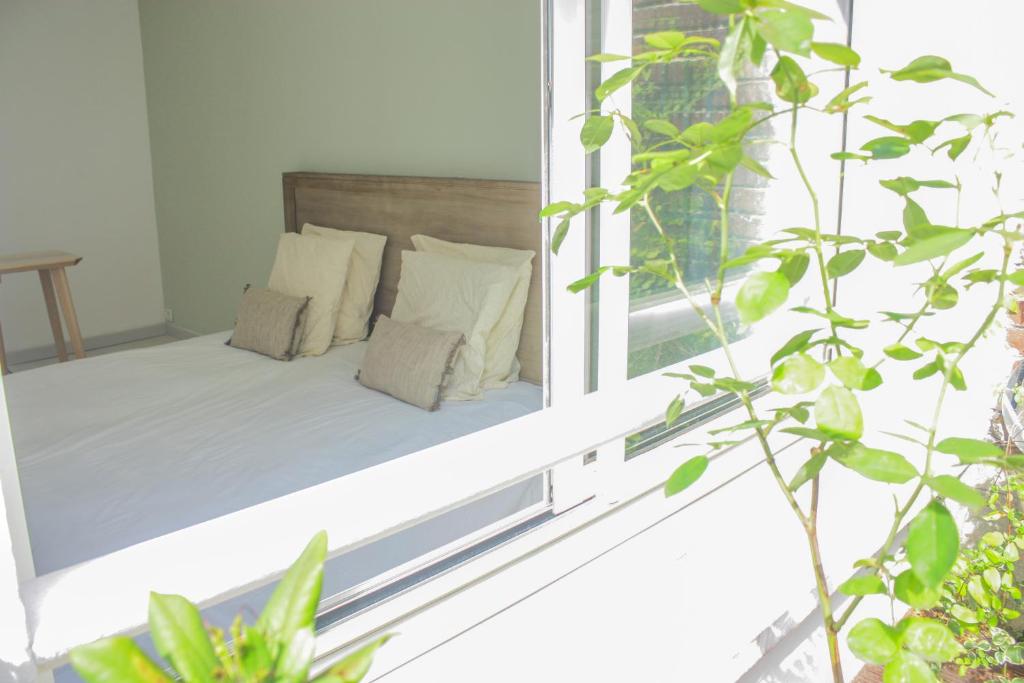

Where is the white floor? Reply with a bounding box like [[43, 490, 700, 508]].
[[6, 335, 176, 373]]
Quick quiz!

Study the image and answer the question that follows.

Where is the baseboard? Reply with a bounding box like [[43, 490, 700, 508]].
[[164, 322, 200, 340], [5, 323, 169, 366]]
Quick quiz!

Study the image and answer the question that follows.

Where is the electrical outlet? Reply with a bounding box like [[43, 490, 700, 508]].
[[164, 308, 174, 323]]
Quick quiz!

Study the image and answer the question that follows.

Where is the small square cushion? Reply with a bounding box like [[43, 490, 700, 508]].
[[267, 232, 355, 356], [391, 250, 518, 400], [302, 224, 388, 344], [227, 286, 310, 360], [411, 234, 534, 388], [357, 316, 464, 411]]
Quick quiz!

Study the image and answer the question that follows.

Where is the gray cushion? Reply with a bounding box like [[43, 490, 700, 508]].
[[357, 316, 465, 410], [227, 286, 310, 360]]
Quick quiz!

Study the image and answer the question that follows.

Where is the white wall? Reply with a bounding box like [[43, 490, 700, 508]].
[[0, 0, 165, 358]]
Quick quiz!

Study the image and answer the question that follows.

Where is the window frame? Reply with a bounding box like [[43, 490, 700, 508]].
[[0, 0, 807, 678]]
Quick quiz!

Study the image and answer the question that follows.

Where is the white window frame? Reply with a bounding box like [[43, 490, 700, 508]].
[[0, 1, 786, 679]]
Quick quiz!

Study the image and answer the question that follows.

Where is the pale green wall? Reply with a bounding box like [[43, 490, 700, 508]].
[[0, 0, 165, 354], [138, 0, 541, 334]]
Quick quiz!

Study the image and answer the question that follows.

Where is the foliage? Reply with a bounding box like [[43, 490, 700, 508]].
[[70, 533, 389, 683], [939, 474, 1024, 676], [543, 1, 1024, 681]]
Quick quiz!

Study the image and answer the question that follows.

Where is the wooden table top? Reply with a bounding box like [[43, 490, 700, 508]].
[[0, 251, 81, 275]]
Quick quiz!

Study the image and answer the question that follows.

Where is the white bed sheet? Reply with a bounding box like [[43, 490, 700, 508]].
[[5, 332, 542, 575]]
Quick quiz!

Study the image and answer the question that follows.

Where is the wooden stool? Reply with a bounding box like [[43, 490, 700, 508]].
[[0, 251, 86, 374]]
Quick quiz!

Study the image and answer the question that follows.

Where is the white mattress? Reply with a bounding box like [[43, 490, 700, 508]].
[[5, 332, 543, 575]]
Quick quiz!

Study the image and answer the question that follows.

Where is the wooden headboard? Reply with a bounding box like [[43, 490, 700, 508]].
[[283, 172, 543, 385]]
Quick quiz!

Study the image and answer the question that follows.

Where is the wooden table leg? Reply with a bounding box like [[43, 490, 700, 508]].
[[0, 317, 8, 375], [38, 270, 68, 362], [51, 267, 85, 359]]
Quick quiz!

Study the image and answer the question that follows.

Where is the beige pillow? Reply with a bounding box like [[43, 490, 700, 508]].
[[302, 224, 388, 344], [227, 286, 310, 360], [411, 234, 534, 388], [357, 316, 465, 411], [391, 250, 518, 400], [267, 232, 355, 356]]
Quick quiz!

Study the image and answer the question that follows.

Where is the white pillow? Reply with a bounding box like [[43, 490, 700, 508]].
[[411, 234, 534, 388], [267, 232, 354, 356], [302, 224, 388, 344], [391, 250, 518, 400]]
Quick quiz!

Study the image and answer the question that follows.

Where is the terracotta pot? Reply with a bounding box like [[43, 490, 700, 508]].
[[1009, 323, 1024, 354]]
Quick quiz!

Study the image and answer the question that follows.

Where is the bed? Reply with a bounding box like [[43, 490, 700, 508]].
[[3, 172, 546, 679]]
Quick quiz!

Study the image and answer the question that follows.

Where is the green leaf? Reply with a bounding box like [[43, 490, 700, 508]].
[[827, 250, 866, 278], [861, 136, 911, 160], [238, 625, 273, 680], [903, 197, 930, 235], [867, 242, 898, 261], [696, 0, 744, 13], [831, 151, 872, 162], [740, 154, 774, 179], [315, 635, 392, 683], [586, 53, 630, 63], [912, 361, 940, 381], [717, 16, 750, 98], [829, 356, 881, 391], [831, 443, 918, 484], [690, 365, 716, 378], [567, 265, 634, 294], [906, 501, 959, 588], [949, 603, 978, 624], [934, 134, 971, 161], [149, 593, 218, 683], [666, 395, 684, 426], [551, 217, 572, 254], [848, 618, 900, 665], [664, 456, 709, 497], [771, 56, 818, 103], [983, 567, 1001, 592], [276, 628, 316, 683], [258, 531, 328, 656], [926, 475, 985, 509], [894, 570, 940, 609], [825, 80, 871, 114], [812, 41, 860, 67], [884, 343, 922, 361], [736, 271, 790, 324], [771, 353, 825, 394], [757, 10, 813, 56], [644, 31, 693, 50], [881, 651, 938, 683], [782, 426, 835, 441], [754, 0, 831, 20], [595, 66, 643, 101], [789, 451, 827, 491], [935, 437, 1003, 459], [539, 201, 574, 218], [644, 118, 680, 138], [770, 329, 819, 366], [838, 574, 887, 596], [883, 55, 994, 97], [865, 116, 940, 144], [70, 637, 174, 683], [894, 228, 973, 265], [900, 618, 962, 663], [778, 252, 810, 285], [815, 386, 863, 440], [580, 115, 614, 153]]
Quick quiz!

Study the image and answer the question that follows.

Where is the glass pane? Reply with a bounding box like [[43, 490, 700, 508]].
[[626, 1, 772, 378]]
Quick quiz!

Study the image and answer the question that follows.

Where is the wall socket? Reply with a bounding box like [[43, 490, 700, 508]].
[[164, 308, 174, 323]]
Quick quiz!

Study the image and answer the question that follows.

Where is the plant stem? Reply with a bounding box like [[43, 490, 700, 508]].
[[808, 477, 844, 682], [835, 233, 1015, 632]]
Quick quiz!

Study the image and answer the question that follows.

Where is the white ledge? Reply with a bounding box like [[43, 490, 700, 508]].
[[23, 365, 687, 667]]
